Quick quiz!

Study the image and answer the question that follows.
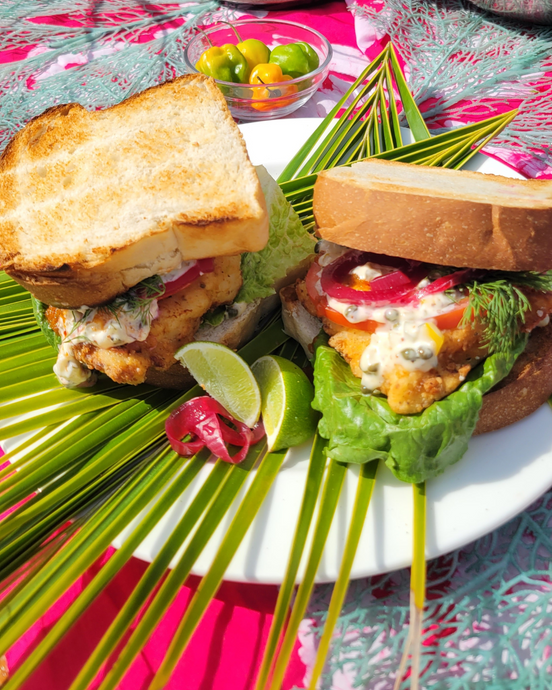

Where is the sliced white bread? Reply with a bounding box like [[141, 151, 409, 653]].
[[314, 159, 552, 271], [0, 74, 268, 307]]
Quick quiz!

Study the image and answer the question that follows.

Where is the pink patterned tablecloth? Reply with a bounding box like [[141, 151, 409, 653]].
[[3, 1, 552, 689]]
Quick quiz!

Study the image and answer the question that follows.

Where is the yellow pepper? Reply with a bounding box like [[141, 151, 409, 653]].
[[237, 38, 270, 73], [196, 44, 249, 84], [421, 323, 445, 355]]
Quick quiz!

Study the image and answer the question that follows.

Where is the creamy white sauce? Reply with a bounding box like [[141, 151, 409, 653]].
[[53, 342, 96, 388], [317, 240, 349, 267], [359, 322, 440, 390], [351, 263, 384, 282], [161, 260, 197, 284], [64, 301, 159, 349], [53, 279, 164, 388], [319, 248, 463, 392], [53, 257, 201, 387]]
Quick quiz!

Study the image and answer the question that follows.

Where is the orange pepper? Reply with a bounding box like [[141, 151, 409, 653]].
[[249, 63, 285, 85], [249, 63, 298, 111]]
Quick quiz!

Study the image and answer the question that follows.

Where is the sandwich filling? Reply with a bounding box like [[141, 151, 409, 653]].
[[297, 241, 552, 414], [39, 167, 316, 389], [47, 256, 242, 387]]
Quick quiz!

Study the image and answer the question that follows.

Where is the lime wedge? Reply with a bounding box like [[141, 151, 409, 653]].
[[251, 355, 319, 452], [175, 341, 261, 427]]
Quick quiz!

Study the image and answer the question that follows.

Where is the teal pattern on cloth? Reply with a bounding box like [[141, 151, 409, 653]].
[[0, 0, 224, 153], [353, 0, 552, 170], [299, 489, 552, 689]]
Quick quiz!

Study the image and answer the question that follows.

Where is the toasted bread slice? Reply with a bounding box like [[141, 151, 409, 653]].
[[475, 321, 552, 433], [0, 74, 268, 308], [314, 159, 552, 272]]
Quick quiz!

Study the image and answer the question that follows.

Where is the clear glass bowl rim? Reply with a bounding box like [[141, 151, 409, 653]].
[[183, 18, 333, 88]]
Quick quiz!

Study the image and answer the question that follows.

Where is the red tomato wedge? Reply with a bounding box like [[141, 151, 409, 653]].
[[160, 258, 215, 300], [433, 301, 468, 331], [321, 305, 379, 333]]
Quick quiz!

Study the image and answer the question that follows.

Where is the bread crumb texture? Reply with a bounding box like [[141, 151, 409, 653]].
[[0, 74, 266, 272]]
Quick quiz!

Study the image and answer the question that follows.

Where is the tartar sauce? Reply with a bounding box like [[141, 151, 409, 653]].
[[319, 249, 462, 392], [52, 258, 201, 387]]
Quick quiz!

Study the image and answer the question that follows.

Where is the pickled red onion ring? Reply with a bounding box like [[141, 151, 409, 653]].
[[165, 396, 265, 464], [414, 268, 481, 298], [320, 251, 428, 305]]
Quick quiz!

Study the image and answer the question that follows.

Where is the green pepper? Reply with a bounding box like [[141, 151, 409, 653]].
[[295, 41, 320, 72], [269, 42, 319, 79], [237, 38, 270, 72], [196, 44, 249, 84]]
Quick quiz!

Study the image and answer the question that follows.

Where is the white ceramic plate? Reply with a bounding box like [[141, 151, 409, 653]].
[[5, 119, 552, 584]]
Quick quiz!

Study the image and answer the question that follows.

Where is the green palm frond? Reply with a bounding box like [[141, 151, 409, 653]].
[[0, 41, 517, 689]]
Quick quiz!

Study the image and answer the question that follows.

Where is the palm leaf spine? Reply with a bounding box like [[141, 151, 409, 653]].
[[96, 442, 269, 690], [267, 459, 348, 690], [254, 433, 328, 690], [2, 450, 213, 690], [149, 447, 287, 690], [307, 460, 379, 690]]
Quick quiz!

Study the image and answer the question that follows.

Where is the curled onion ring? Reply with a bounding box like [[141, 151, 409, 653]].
[[166, 396, 265, 464], [319, 250, 428, 305]]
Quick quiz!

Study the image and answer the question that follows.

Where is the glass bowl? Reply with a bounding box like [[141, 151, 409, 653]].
[[184, 19, 332, 121]]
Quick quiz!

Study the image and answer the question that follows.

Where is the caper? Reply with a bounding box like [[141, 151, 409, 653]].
[[227, 307, 238, 318], [385, 308, 399, 322], [314, 240, 323, 253], [417, 345, 433, 360], [346, 305, 358, 317], [366, 362, 380, 373], [361, 385, 371, 394], [401, 348, 418, 361]]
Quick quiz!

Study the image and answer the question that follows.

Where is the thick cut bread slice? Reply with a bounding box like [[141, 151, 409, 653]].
[[0, 74, 268, 308], [314, 159, 552, 271], [475, 322, 552, 434]]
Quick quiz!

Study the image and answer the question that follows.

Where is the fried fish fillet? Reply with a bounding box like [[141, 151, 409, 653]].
[[297, 278, 552, 414], [47, 256, 242, 386]]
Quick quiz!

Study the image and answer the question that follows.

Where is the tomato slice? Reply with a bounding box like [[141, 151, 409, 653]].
[[321, 305, 379, 333], [433, 301, 467, 331], [160, 258, 215, 300]]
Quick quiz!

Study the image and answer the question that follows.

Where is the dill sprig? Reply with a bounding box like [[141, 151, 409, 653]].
[[101, 275, 165, 325], [64, 275, 165, 344], [460, 270, 552, 353]]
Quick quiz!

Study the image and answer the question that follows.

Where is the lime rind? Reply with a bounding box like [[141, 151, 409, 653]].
[[252, 355, 318, 452]]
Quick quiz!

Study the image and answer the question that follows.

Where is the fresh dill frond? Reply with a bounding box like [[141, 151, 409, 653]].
[[63, 275, 165, 345], [101, 275, 165, 326], [460, 270, 552, 353]]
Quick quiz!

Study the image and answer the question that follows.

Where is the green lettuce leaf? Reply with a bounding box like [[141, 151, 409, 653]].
[[32, 297, 61, 351], [312, 337, 527, 483], [201, 305, 227, 327], [236, 166, 315, 304]]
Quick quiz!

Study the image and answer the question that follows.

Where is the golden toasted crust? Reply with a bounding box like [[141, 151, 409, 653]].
[[0, 74, 268, 307], [314, 159, 552, 272], [475, 322, 552, 433]]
